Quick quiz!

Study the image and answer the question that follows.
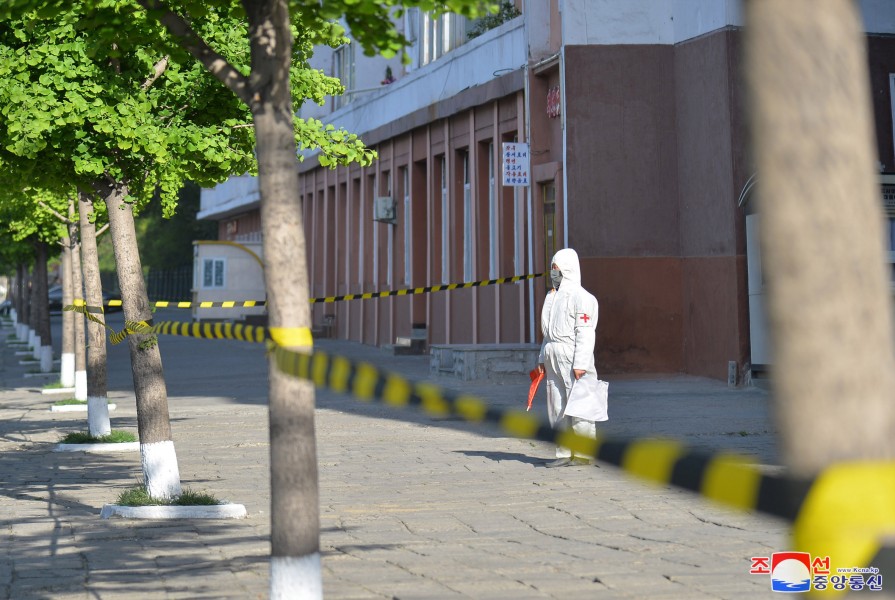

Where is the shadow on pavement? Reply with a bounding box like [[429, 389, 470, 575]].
[[455, 450, 547, 466]]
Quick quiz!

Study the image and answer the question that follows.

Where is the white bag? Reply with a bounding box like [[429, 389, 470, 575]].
[[563, 375, 609, 422]]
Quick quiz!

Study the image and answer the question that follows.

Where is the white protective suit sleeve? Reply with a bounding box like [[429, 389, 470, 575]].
[[572, 292, 599, 372], [538, 290, 556, 364]]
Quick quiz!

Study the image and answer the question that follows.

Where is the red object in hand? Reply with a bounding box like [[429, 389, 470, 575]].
[[527, 368, 545, 411]]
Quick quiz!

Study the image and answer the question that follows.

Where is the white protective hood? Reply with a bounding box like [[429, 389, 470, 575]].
[[552, 248, 582, 288]]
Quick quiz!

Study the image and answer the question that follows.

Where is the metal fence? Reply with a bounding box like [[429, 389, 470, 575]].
[[100, 265, 193, 302], [146, 266, 193, 301]]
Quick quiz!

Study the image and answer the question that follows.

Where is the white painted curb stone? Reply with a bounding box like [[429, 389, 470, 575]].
[[50, 404, 117, 412], [42, 387, 76, 395], [53, 442, 139, 453], [100, 504, 248, 520]]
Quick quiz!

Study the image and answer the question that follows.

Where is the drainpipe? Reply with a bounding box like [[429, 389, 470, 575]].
[[560, 46, 568, 249], [525, 50, 562, 343], [523, 63, 535, 343]]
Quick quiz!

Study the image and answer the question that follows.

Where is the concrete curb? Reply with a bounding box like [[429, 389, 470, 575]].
[[42, 387, 76, 395], [23, 372, 56, 378], [50, 404, 117, 413], [53, 442, 139, 453], [99, 503, 248, 520]]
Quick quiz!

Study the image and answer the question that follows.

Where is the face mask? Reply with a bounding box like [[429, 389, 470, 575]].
[[550, 268, 563, 289]]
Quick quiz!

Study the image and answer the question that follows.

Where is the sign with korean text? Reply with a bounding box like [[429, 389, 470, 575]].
[[502, 142, 530, 187]]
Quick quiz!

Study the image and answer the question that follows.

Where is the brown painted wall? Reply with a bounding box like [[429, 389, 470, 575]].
[[675, 29, 750, 379], [582, 257, 683, 374], [563, 32, 754, 379], [564, 44, 680, 258], [564, 44, 683, 374]]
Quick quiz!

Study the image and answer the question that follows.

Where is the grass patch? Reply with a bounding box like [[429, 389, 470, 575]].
[[60, 430, 137, 444], [117, 486, 221, 507], [53, 398, 86, 406], [43, 381, 65, 389]]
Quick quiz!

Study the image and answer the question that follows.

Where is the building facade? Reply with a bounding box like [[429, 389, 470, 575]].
[[198, 0, 895, 381]]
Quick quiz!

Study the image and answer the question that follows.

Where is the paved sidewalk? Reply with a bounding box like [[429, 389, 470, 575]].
[[0, 313, 787, 599]]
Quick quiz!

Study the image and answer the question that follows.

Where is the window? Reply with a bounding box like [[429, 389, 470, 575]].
[[887, 216, 895, 284], [462, 150, 473, 281], [419, 11, 469, 67], [883, 175, 895, 286], [890, 74, 895, 168], [441, 156, 450, 284], [488, 142, 498, 278], [403, 167, 412, 285], [202, 258, 225, 289], [542, 182, 557, 274], [333, 43, 356, 110], [384, 171, 393, 287], [354, 178, 362, 287]]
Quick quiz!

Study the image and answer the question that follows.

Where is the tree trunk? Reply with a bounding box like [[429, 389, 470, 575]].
[[244, 1, 321, 596], [32, 240, 53, 372], [60, 232, 76, 388], [104, 182, 182, 498], [79, 195, 111, 436], [26, 262, 37, 351], [66, 217, 88, 402], [744, 0, 895, 475], [15, 263, 27, 341]]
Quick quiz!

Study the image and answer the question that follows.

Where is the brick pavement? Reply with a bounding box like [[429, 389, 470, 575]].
[[0, 312, 787, 599]]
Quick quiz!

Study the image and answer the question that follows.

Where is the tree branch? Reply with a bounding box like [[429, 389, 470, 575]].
[[142, 55, 170, 90], [96, 223, 109, 238], [136, 0, 253, 105], [37, 201, 72, 225]]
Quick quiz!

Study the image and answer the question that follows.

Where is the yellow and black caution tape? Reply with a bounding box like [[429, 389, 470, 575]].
[[266, 342, 815, 520], [69, 272, 544, 313], [266, 342, 895, 593], [73, 299, 267, 310], [108, 319, 269, 345], [83, 315, 895, 589], [310, 272, 544, 304], [64, 300, 112, 332]]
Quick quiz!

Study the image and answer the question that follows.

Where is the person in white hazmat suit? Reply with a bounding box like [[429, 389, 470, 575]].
[[537, 248, 608, 467]]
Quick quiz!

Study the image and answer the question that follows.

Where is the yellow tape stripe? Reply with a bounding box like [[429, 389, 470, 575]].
[[622, 438, 685, 485], [701, 454, 762, 511], [792, 462, 895, 581], [268, 326, 314, 349]]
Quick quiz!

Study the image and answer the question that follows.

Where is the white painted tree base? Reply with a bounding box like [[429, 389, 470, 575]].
[[142, 440, 183, 499], [87, 396, 112, 437], [74, 370, 87, 401], [60, 352, 75, 388], [99, 503, 247, 520], [271, 554, 323, 600], [42, 387, 76, 395], [39, 346, 53, 372], [50, 404, 117, 412], [53, 442, 139, 453]]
